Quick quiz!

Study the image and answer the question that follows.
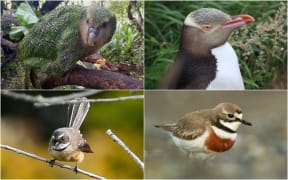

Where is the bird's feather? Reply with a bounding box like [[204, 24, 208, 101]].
[[67, 97, 90, 130]]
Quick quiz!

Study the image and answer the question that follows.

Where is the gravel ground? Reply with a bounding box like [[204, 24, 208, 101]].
[[144, 91, 287, 179]]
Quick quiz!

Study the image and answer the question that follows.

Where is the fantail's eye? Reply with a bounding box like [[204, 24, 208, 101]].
[[86, 19, 89, 24], [227, 113, 235, 119], [56, 135, 66, 143]]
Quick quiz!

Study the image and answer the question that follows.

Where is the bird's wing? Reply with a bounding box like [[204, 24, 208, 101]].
[[161, 52, 217, 89], [159, 54, 185, 89], [155, 123, 178, 132], [78, 138, 93, 153], [170, 112, 209, 140], [67, 97, 90, 129]]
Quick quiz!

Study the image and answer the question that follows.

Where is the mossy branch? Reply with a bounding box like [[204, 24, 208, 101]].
[[40, 66, 143, 89], [0, 144, 107, 180]]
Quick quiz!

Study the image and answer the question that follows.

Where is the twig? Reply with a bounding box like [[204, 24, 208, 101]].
[[127, 1, 143, 34], [1, 37, 18, 51], [86, 95, 144, 103], [1, 90, 101, 106], [1, 90, 143, 107], [0, 144, 107, 179], [34, 95, 144, 107], [106, 129, 144, 171]]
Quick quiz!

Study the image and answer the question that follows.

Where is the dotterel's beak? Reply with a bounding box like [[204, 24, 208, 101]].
[[240, 119, 252, 126]]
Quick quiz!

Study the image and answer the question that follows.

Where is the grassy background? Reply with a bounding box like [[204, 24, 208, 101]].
[[99, 1, 144, 68], [145, 1, 287, 89]]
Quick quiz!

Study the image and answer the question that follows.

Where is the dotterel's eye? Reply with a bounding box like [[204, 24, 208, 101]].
[[227, 113, 234, 119]]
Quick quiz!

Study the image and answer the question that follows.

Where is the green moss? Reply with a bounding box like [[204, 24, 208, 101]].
[[1, 58, 26, 89]]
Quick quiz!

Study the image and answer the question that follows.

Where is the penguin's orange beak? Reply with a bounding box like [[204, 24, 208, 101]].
[[221, 14, 255, 30]]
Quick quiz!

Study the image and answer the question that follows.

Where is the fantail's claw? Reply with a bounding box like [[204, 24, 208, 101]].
[[74, 165, 79, 174], [49, 159, 56, 167]]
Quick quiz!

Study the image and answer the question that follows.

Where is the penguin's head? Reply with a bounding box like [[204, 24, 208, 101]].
[[181, 8, 254, 53]]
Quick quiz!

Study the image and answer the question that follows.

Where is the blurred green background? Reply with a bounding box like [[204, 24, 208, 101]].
[[145, 1, 287, 89], [145, 90, 287, 178], [1, 90, 143, 179]]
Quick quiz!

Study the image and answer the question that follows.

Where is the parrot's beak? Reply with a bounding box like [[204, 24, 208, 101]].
[[88, 27, 98, 46]]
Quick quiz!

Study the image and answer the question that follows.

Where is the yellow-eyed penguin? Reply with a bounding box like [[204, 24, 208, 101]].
[[160, 8, 254, 89]]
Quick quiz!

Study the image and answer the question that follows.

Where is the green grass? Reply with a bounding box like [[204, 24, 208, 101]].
[[100, 1, 144, 67], [145, 1, 287, 89]]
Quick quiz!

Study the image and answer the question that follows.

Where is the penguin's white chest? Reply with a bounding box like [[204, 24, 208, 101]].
[[207, 42, 244, 90]]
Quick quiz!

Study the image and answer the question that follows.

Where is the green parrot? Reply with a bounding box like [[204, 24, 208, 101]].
[[18, 5, 116, 88]]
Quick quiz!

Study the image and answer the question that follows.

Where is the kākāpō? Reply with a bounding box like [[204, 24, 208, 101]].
[[18, 5, 116, 88]]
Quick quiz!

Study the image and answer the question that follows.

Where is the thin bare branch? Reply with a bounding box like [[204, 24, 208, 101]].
[[1, 90, 143, 107], [87, 95, 144, 103], [34, 94, 143, 107], [106, 129, 144, 171], [1, 90, 102, 106], [0, 144, 107, 179]]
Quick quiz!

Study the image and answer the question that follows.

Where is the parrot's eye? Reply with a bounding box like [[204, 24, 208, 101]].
[[102, 22, 107, 28]]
